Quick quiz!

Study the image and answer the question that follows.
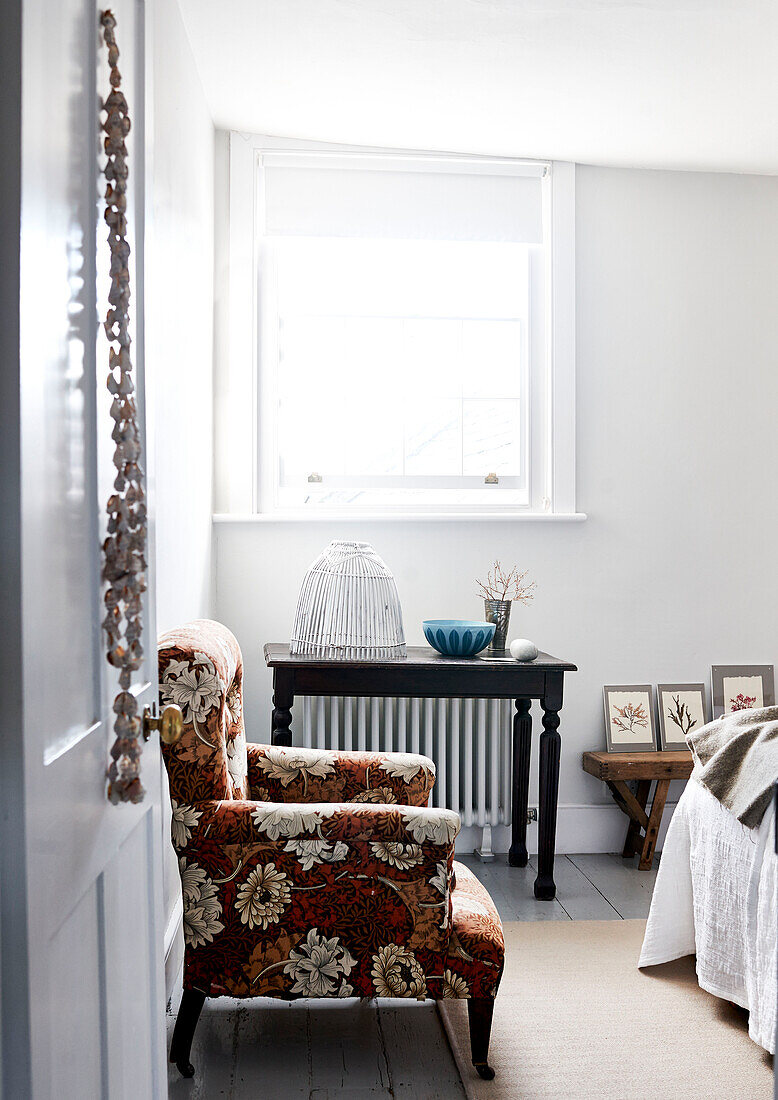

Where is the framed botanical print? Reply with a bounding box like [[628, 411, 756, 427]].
[[711, 665, 775, 719], [603, 685, 656, 752], [657, 684, 708, 751]]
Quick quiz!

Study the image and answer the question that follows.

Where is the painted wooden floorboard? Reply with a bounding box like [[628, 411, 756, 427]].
[[456, 854, 570, 921], [567, 853, 659, 918], [376, 1000, 467, 1099], [307, 998, 392, 1097], [167, 854, 659, 1096], [233, 1000, 312, 1098], [528, 855, 621, 921], [166, 996, 464, 1099], [167, 997, 239, 1100]]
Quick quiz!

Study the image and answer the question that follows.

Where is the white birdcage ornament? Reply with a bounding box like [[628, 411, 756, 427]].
[[291, 541, 406, 660]]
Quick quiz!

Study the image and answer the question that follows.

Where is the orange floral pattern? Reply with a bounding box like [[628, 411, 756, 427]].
[[159, 621, 504, 1006], [159, 620, 248, 803], [246, 744, 435, 806]]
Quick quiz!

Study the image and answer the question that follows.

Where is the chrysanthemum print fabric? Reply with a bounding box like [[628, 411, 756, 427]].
[[159, 621, 504, 1005], [159, 620, 249, 803], [173, 796, 502, 1000], [246, 744, 436, 806]]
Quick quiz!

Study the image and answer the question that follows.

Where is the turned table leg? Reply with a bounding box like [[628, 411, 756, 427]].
[[534, 689, 562, 900], [271, 670, 294, 745], [508, 698, 532, 867]]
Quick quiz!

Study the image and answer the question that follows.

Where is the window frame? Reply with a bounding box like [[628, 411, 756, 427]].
[[224, 132, 576, 520]]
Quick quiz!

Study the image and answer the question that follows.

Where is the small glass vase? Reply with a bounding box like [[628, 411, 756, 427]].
[[484, 599, 511, 654]]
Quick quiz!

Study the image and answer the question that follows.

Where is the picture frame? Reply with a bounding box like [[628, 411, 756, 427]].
[[603, 685, 656, 753], [711, 665, 775, 719], [657, 684, 708, 751]]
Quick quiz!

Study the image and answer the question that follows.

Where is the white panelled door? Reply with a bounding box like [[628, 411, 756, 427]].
[[4, 0, 166, 1096]]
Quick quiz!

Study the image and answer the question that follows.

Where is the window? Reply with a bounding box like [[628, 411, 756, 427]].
[[248, 142, 575, 516]]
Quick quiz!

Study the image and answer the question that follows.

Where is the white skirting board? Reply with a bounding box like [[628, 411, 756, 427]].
[[455, 801, 679, 857], [164, 895, 184, 1003]]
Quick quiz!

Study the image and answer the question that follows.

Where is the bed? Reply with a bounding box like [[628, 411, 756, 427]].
[[639, 766, 777, 1053]]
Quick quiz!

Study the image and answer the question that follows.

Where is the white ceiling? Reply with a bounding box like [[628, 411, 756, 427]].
[[179, 0, 778, 174]]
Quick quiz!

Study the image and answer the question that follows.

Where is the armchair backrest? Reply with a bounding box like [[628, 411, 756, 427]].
[[158, 619, 249, 803]]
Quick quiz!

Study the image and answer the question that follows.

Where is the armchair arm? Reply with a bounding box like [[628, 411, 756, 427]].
[[173, 798, 460, 959], [246, 743, 436, 807]]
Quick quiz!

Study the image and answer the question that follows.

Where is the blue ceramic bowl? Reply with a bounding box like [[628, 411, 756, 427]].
[[423, 620, 496, 658]]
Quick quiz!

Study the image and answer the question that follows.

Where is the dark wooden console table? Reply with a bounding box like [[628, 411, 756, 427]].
[[264, 644, 577, 900]]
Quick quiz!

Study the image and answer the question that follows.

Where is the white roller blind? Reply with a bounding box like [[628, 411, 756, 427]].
[[261, 157, 544, 243]]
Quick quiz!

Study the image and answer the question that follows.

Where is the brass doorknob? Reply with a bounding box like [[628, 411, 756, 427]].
[[143, 703, 184, 744]]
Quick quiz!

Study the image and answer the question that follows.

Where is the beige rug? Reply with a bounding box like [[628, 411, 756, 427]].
[[439, 920, 773, 1100]]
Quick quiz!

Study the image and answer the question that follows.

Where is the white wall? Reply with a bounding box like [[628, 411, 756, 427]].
[[148, 0, 215, 988], [213, 164, 778, 853], [151, 0, 214, 636]]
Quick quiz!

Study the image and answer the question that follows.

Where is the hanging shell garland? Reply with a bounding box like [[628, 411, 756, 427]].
[[100, 10, 148, 804]]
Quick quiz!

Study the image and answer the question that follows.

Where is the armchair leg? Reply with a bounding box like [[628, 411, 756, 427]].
[[169, 989, 206, 1078], [467, 998, 496, 1080]]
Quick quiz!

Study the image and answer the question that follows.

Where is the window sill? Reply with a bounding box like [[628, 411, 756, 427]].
[[213, 512, 588, 524]]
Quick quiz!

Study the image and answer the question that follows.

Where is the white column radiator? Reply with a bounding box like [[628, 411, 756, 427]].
[[297, 696, 513, 842]]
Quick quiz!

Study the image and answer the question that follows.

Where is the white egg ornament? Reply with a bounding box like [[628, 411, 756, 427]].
[[510, 638, 538, 662]]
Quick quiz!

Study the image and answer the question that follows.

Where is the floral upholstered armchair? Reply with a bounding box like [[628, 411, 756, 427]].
[[159, 620, 504, 1081]]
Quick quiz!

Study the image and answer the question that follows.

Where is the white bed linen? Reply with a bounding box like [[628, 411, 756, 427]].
[[640, 768, 777, 1053]]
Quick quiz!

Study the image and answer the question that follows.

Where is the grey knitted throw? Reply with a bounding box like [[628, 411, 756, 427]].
[[687, 705, 778, 829]]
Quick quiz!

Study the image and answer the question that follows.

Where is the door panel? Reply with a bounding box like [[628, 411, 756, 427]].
[[21, 0, 102, 766], [48, 886, 103, 1100], [104, 816, 160, 1100], [14, 0, 166, 1096]]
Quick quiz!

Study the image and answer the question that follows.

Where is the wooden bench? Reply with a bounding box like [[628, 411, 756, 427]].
[[582, 750, 694, 870]]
